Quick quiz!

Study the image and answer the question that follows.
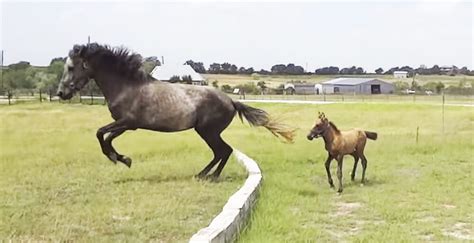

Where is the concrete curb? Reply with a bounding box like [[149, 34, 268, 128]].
[[189, 150, 262, 243]]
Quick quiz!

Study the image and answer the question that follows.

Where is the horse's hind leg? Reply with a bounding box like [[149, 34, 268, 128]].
[[324, 155, 334, 188], [195, 129, 223, 179], [361, 154, 368, 184], [210, 137, 233, 179], [351, 153, 359, 181]]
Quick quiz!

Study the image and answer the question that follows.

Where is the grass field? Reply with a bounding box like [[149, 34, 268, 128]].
[[1, 101, 473, 242], [231, 102, 473, 242], [0, 103, 246, 241], [203, 73, 474, 89]]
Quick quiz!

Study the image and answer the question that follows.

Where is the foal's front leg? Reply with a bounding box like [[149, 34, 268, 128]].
[[324, 155, 334, 188]]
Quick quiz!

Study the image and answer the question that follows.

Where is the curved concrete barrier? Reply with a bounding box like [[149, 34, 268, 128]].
[[189, 149, 262, 243]]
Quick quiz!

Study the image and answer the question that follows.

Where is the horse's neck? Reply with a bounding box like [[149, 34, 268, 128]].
[[93, 72, 141, 103]]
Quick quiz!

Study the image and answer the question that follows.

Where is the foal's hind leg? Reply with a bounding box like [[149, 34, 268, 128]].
[[360, 154, 368, 184], [351, 153, 359, 181]]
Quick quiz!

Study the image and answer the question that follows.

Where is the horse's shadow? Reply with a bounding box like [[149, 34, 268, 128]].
[[113, 173, 244, 184], [113, 174, 192, 184], [344, 176, 386, 188]]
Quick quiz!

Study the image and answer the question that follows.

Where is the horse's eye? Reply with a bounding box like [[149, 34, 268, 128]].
[[68, 66, 74, 71]]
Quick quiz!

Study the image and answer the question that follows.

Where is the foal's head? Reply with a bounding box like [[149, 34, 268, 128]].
[[56, 44, 95, 99], [307, 112, 330, 140]]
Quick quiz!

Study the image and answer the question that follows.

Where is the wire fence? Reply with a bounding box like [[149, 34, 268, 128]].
[[1, 89, 473, 106]]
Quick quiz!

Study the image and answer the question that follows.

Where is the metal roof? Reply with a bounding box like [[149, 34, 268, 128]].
[[322, 78, 385, 85], [150, 64, 205, 81]]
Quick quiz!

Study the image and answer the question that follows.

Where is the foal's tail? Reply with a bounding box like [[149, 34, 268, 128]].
[[233, 101, 296, 143], [365, 131, 378, 140]]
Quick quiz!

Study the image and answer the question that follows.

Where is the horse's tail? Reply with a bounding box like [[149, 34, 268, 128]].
[[365, 131, 378, 140], [233, 101, 296, 143]]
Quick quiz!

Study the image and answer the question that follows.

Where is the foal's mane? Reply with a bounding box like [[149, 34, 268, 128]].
[[71, 43, 151, 82], [328, 121, 341, 134]]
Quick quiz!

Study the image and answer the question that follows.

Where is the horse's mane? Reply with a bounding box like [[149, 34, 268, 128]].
[[328, 121, 341, 134], [70, 43, 151, 82]]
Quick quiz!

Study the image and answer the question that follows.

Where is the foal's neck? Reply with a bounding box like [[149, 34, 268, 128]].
[[322, 125, 338, 150]]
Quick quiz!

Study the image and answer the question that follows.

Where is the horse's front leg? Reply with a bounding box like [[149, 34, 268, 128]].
[[336, 155, 344, 193], [96, 120, 129, 165], [105, 129, 132, 167]]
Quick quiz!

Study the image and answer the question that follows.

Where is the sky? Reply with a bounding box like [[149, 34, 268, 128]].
[[0, 0, 472, 72]]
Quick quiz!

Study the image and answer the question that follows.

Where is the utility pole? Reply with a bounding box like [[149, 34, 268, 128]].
[[88, 35, 90, 44], [1, 50, 3, 90]]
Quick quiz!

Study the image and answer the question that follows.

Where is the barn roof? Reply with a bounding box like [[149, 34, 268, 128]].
[[150, 64, 204, 81], [322, 78, 388, 85]]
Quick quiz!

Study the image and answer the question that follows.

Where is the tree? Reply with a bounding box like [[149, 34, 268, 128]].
[[375, 68, 384, 74], [212, 80, 219, 88], [257, 81, 267, 94], [169, 75, 181, 83], [185, 60, 206, 73], [221, 84, 232, 93], [393, 81, 409, 92], [181, 75, 193, 84], [315, 66, 339, 75], [208, 63, 221, 74]]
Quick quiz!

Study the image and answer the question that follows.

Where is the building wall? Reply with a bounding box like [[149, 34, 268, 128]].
[[322, 80, 394, 94]]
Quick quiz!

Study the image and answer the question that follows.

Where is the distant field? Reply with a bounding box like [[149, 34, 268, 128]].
[[203, 74, 474, 88]]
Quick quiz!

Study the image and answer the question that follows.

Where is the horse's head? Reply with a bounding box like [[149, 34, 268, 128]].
[[307, 112, 329, 140], [56, 44, 94, 100]]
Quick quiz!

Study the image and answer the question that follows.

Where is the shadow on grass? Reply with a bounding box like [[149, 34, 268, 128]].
[[113, 173, 245, 184], [113, 174, 193, 184]]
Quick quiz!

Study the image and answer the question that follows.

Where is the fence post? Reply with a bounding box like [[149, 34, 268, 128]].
[[442, 93, 445, 135], [79, 92, 82, 103], [7, 90, 11, 105], [416, 126, 419, 144], [90, 91, 94, 105], [39, 89, 42, 103]]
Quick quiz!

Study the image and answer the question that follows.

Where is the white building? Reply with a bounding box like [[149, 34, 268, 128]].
[[393, 71, 408, 78], [321, 78, 394, 94], [150, 64, 205, 85]]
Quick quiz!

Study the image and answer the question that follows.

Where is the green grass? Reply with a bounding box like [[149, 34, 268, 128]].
[[0, 103, 246, 241], [230, 102, 473, 242], [1, 101, 473, 242]]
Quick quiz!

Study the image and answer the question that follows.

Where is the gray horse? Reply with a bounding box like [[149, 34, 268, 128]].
[[57, 43, 295, 179]]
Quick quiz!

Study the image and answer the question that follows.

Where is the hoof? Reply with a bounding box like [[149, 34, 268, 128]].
[[122, 156, 132, 168], [337, 188, 343, 193], [206, 174, 220, 182], [195, 172, 207, 180]]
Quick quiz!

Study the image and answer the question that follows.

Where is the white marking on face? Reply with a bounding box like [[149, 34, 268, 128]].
[[66, 57, 73, 68]]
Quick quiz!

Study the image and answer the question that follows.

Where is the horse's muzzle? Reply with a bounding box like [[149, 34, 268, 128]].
[[307, 134, 314, 140]]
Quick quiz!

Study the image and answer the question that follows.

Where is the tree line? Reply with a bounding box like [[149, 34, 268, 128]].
[[1, 56, 473, 96], [185, 60, 474, 76]]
